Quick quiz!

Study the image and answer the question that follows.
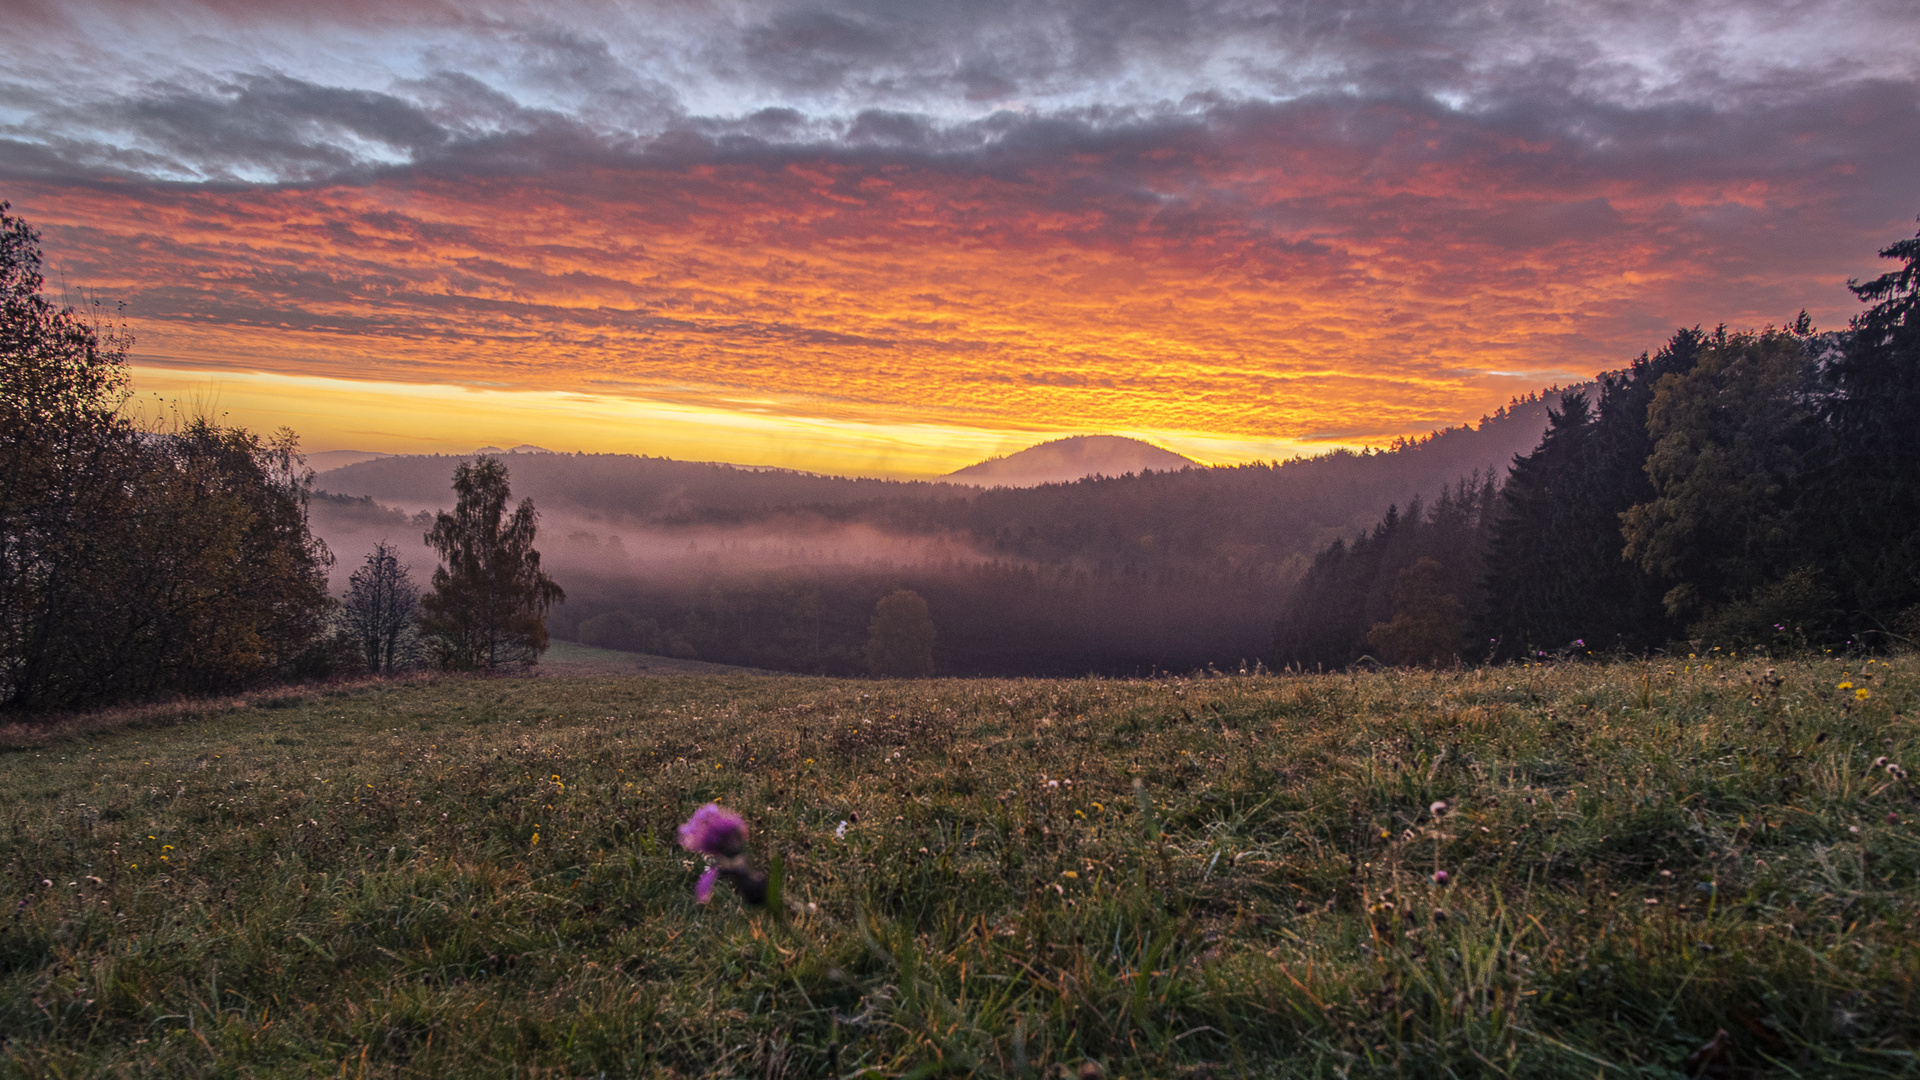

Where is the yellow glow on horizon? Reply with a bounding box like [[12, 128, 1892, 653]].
[[128, 365, 1336, 478]]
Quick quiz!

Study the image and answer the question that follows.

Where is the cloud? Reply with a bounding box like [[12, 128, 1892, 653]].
[[2, 0, 1916, 451]]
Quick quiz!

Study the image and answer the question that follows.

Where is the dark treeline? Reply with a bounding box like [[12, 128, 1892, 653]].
[[1275, 220, 1920, 666], [321, 453, 966, 518], [1273, 476, 1500, 669]]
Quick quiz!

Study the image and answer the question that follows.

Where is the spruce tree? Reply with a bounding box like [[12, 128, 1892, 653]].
[[1821, 221, 1920, 638], [1480, 332, 1701, 657]]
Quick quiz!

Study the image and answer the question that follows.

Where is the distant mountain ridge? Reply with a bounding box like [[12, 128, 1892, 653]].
[[945, 435, 1197, 487], [304, 449, 392, 472], [312, 391, 1569, 559]]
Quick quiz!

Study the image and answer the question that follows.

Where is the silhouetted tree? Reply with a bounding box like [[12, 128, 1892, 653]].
[[419, 456, 564, 670], [1, 201, 139, 708], [866, 588, 935, 676], [343, 541, 420, 673]]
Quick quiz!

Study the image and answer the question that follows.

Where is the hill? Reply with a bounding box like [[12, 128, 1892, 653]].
[[315, 451, 961, 518], [304, 449, 392, 471], [944, 434, 1198, 486]]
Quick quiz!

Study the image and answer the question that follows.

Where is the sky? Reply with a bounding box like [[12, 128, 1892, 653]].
[[3, 0, 1917, 476]]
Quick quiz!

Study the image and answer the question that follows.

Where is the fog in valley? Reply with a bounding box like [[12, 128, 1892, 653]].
[[305, 401, 1562, 675]]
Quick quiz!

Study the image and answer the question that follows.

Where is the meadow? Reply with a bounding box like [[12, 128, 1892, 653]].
[[1, 654, 1916, 1078]]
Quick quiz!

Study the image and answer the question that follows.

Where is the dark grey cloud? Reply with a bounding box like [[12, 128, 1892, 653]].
[[7, 1, 1914, 177], [4, 0, 1916, 337]]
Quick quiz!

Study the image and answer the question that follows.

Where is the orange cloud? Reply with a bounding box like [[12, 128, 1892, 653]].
[[10, 94, 1908, 470]]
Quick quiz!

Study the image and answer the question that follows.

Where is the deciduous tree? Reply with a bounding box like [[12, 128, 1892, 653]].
[[3, 203, 332, 711], [865, 588, 934, 677], [419, 456, 564, 670], [343, 541, 420, 673], [1366, 557, 1464, 666], [1621, 327, 1826, 636]]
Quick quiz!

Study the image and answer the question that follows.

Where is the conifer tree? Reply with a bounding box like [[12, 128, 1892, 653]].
[[1478, 332, 1700, 658], [1821, 220, 1920, 637], [1274, 477, 1496, 668]]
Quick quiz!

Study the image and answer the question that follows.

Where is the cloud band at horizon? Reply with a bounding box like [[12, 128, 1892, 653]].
[[5, 0, 1917, 476]]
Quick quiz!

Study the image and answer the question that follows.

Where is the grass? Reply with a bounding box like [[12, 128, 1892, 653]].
[[1, 653, 1917, 1078]]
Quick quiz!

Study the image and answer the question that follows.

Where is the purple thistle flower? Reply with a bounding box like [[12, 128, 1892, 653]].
[[1432, 870, 1450, 886], [695, 866, 721, 904], [679, 803, 748, 858]]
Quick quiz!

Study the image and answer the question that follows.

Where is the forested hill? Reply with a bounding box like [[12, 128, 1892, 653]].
[[317, 390, 1566, 572], [316, 453, 965, 517], [822, 392, 1569, 574]]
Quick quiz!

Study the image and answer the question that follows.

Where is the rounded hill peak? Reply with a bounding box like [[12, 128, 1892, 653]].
[[945, 435, 1198, 487]]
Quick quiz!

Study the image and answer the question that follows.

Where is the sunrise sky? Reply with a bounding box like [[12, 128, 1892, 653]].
[[4, 0, 1917, 476]]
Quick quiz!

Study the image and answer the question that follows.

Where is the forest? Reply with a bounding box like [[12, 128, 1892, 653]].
[[1275, 227, 1920, 667]]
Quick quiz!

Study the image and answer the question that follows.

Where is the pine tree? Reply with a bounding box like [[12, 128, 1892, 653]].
[[1820, 220, 1920, 638]]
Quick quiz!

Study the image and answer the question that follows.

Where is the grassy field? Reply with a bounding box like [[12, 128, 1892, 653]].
[[1, 654, 1916, 1078]]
